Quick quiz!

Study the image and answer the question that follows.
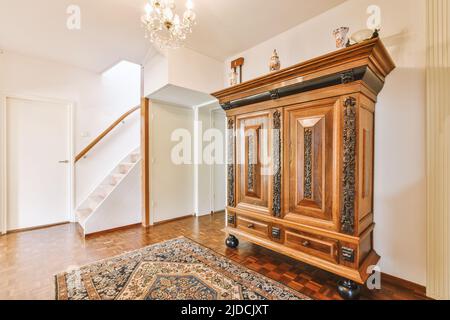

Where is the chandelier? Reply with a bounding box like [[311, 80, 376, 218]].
[[141, 0, 197, 49]]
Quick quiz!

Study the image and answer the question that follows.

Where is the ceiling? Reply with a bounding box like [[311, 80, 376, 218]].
[[150, 84, 216, 108], [183, 0, 347, 60], [0, 0, 346, 72], [0, 0, 152, 73]]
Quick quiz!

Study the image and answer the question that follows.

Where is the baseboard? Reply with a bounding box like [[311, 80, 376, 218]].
[[381, 272, 429, 298], [153, 214, 195, 226], [85, 223, 142, 237], [6, 221, 70, 234]]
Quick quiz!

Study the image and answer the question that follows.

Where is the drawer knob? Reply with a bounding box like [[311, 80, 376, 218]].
[[302, 240, 311, 247], [247, 224, 255, 229]]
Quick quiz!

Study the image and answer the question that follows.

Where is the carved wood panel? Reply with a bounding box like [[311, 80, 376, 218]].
[[284, 101, 338, 229], [341, 97, 357, 235], [358, 101, 375, 234], [272, 110, 282, 217], [236, 112, 271, 214]]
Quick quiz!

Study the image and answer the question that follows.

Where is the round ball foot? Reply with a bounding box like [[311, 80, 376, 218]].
[[225, 235, 239, 249], [337, 279, 361, 300]]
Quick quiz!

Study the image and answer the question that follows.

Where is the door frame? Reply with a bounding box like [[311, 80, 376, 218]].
[[210, 107, 226, 214], [0, 93, 75, 235]]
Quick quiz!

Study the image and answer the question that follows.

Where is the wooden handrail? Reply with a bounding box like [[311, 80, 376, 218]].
[[75, 106, 140, 163]]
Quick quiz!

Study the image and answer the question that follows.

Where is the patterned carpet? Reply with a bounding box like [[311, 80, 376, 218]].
[[55, 237, 310, 300]]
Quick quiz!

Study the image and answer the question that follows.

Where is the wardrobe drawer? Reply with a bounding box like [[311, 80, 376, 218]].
[[236, 216, 269, 239], [285, 230, 338, 263]]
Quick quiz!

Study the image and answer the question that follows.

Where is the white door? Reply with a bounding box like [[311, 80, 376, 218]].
[[212, 110, 226, 213], [6, 97, 71, 231]]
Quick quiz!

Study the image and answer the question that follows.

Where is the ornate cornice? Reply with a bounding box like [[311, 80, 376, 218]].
[[213, 38, 395, 109]]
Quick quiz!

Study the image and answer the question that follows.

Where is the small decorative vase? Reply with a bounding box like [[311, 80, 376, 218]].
[[333, 27, 350, 49], [350, 29, 374, 44], [269, 49, 281, 72]]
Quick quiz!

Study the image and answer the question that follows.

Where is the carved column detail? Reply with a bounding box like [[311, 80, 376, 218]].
[[304, 128, 313, 199], [272, 111, 282, 217], [340, 70, 355, 84], [227, 118, 235, 207], [341, 97, 357, 235], [247, 134, 256, 192]]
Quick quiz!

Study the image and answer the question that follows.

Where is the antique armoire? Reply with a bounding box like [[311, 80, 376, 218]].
[[211, 38, 395, 299]]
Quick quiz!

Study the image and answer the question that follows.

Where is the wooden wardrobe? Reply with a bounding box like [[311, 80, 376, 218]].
[[212, 38, 395, 297]]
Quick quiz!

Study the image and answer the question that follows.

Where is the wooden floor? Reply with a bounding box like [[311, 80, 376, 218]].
[[0, 213, 428, 300]]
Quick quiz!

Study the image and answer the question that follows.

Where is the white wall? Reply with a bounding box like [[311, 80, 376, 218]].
[[0, 92, 5, 234], [225, 0, 427, 285], [211, 109, 227, 213], [143, 47, 224, 98], [143, 52, 169, 98], [168, 47, 224, 94], [150, 102, 195, 223], [194, 105, 212, 216], [149, 100, 224, 222], [194, 103, 224, 217], [0, 52, 141, 208], [143, 46, 225, 221]]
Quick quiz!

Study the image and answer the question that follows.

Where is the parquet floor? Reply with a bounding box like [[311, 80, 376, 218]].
[[0, 213, 428, 300]]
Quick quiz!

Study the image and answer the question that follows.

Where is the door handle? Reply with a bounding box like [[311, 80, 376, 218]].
[[59, 160, 69, 164]]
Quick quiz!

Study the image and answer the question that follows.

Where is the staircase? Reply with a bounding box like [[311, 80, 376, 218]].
[[76, 148, 141, 236]]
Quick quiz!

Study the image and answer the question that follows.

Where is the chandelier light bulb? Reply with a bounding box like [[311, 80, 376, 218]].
[[186, 0, 194, 10], [145, 3, 153, 15], [163, 7, 174, 21], [174, 15, 180, 26]]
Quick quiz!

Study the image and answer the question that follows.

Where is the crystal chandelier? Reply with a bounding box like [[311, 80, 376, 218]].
[[141, 0, 196, 49]]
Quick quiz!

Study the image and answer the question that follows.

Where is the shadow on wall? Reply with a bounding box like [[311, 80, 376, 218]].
[[382, 30, 422, 69], [374, 66, 427, 286]]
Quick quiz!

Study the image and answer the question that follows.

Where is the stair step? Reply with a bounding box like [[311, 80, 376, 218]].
[[88, 195, 105, 209], [96, 184, 115, 198], [76, 208, 93, 226], [130, 153, 140, 163], [109, 173, 125, 186], [119, 163, 134, 174]]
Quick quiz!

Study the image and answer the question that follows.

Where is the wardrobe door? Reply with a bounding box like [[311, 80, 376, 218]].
[[284, 99, 340, 230], [236, 111, 272, 215]]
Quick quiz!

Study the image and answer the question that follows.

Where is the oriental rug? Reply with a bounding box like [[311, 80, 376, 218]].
[[55, 237, 310, 300]]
